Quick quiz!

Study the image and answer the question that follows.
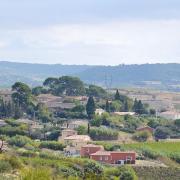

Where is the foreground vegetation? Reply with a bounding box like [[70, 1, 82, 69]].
[[0, 149, 139, 180]]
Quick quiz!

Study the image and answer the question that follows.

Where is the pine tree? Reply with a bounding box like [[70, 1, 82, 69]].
[[114, 89, 120, 100], [86, 96, 95, 119]]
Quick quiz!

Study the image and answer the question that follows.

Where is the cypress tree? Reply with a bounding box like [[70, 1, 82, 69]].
[[114, 89, 120, 100], [124, 100, 129, 112], [105, 100, 110, 113], [86, 96, 95, 119]]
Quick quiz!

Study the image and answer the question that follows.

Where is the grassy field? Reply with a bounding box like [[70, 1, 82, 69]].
[[123, 142, 180, 155]]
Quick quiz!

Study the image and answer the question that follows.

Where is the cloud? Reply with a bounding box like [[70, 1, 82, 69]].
[[0, 20, 180, 65]]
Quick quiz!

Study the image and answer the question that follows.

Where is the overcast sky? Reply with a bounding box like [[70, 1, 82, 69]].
[[0, 0, 180, 65]]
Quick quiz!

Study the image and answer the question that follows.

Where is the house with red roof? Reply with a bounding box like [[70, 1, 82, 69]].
[[80, 144, 104, 157], [90, 151, 136, 165], [80, 144, 136, 165]]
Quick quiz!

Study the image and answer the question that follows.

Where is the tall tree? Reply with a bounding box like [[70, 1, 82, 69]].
[[105, 100, 110, 113], [123, 100, 129, 112], [114, 89, 120, 100], [12, 82, 32, 110], [86, 96, 95, 119]]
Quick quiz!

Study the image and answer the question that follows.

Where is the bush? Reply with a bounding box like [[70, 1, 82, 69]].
[[8, 135, 34, 147], [17, 150, 37, 158], [132, 131, 151, 142], [76, 125, 87, 135], [0, 126, 26, 137], [119, 166, 138, 180], [90, 127, 118, 140], [40, 141, 65, 151], [154, 126, 171, 139], [83, 161, 104, 179], [141, 148, 160, 159], [4, 155, 22, 169], [105, 166, 137, 180], [169, 153, 180, 163], [0, 160, 12, 173], [46, 130, 60, 141]]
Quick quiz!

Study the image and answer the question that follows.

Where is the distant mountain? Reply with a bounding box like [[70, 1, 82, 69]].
[[1, 61, 180, 91]]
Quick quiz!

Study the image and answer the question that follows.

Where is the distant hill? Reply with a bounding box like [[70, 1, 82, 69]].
[[1, 61, 180, 91]]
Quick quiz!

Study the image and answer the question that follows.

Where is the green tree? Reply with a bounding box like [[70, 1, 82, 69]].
[[174, 119, 180, 127], [37, 103, 51, 123], [84, 161, 103, 179], [110, 100, 122, 112], [133, 99, 146, 114], [76, 125, 87, 135], [43, 76, 86, 96], [86, 85, 107, 98], [154, 126, 171, 139], [86, 96, 95, 119], [132, 131, 151, 142], [12, 82, 32, 111], [32, 86, 48, 96]]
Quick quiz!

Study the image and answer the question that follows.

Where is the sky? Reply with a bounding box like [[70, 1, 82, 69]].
[[0, 0, 180, 65]]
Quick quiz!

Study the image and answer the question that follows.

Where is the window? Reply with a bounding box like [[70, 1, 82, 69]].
[[86, 148, 89, 152], [105, 156, 108, 161], [100, 156, 103, 161]]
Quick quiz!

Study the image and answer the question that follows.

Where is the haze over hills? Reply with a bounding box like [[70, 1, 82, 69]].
[[1, 61, 180, 91]]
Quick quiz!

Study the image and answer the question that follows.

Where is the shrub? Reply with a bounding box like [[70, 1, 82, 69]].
[[40, 141, 65, 151], [8, 135, 33, 147], [119, 166, 138, 180], [141, 148, 160, 159], [18, 150, 37, 158], [132, 131, 151, 142], [4, 155, 22, 169], [90, 127, 118, 141], [169, 153, 180, 163], [76, 125, 87, 135], [0, 126, 26, 137], [0, 160, 12, 173], [83, 161, 104, 179], [154, 126, 171, 139], [105, 166, 137, 180]]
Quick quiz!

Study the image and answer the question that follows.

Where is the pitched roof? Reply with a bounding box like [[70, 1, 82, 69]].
[[90, 151, 111, 156], [90, 151, 136, 156], [113, 112, 135, 116], [136, 126, 154, 131], [82, 144, 103, 148], [64, 135, 91, 141]]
